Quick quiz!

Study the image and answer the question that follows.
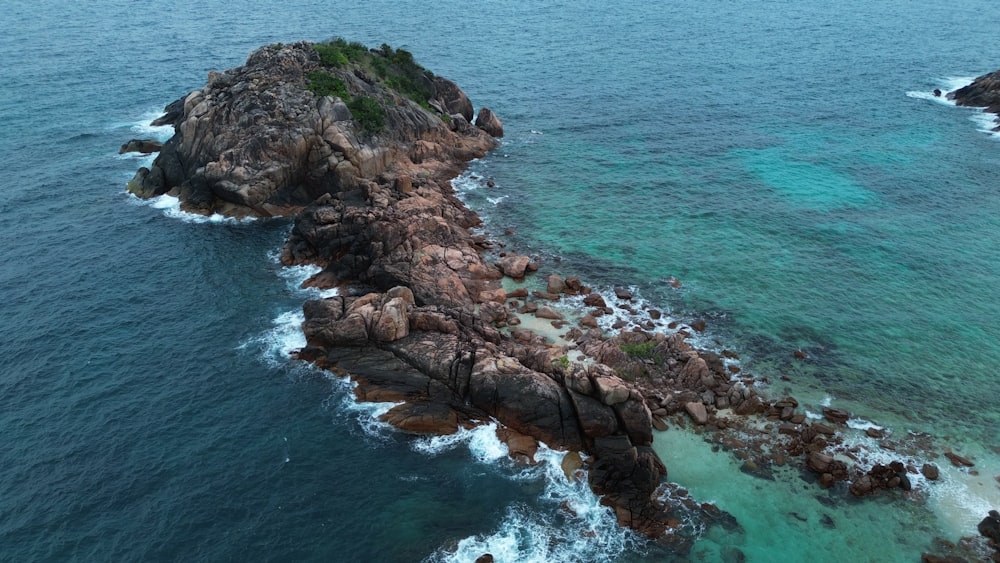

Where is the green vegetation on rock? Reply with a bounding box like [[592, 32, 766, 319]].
[[347, 96, 385, 133], [305, 71, 349, 99], [620, 341, 657, 359], [313, 38, 436, 107]]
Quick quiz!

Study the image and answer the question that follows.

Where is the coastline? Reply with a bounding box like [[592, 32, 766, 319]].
[[123, 41, 1000, 560]]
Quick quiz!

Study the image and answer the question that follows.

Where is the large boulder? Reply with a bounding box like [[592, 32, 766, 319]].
[[475, 107, 504, 138], [431, 76, 474, 121]]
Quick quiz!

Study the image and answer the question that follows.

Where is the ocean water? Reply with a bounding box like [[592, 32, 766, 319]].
[[2, 0, 999, 561]]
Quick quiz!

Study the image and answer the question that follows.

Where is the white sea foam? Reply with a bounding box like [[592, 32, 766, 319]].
[[970, 111, 1000, 137], [927, 464, 1000, 537], [905, 76, 976, 105], [237, 309, 305, 368], [274, 261, 339, 298], [128, 109, 175, 140], [450, 169, 484, 196], [131, 193, 256, 224], [907, 76, 1000, 138], [428, 432, 641, 563], [412, 423, 509, 464], [334, 392, 400, 441]]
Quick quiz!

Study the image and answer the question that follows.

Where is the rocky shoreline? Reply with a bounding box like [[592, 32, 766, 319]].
[[948, 68, 1000, 131], [126, 42, 999, 559]]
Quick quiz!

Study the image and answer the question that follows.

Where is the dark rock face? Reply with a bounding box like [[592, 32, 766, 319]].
[[979, 510, 1000, 543], [949, 69, 1000, 130], [127, 42, 499, 218]]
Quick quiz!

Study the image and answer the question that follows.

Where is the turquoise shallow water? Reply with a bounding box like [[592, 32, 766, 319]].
[[2, 0, 1000, 561]]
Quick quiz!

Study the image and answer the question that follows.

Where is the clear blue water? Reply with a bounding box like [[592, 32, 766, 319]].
[[2, 0, 999, 561]]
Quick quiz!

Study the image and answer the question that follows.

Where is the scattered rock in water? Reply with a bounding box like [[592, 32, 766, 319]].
[[944, 451, 975, 467], [614, 287, 633, 300], [922, 463, 941, 481], [866, 427, 885, 439], [690, 319, 707, 332], [822, 407, 850, 424], [546, 274, 566, 294], [475, 554, 494, 563], [793, 349, 808, 360], [665, 276, 682, 288]]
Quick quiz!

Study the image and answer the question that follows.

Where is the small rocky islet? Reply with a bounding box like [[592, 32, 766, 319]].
[[125, 40, 1000, 560]]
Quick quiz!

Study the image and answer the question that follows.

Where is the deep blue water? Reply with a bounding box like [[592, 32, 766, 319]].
[[2, 1, 999, 561]]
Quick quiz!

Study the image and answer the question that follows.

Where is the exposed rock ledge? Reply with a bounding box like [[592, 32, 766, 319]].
[[949, 68, 1000, 130]]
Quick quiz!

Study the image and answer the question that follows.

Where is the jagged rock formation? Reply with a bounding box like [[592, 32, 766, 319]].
[[949, 68, 1000, 130], [128, 41, 498, 217], [129, 40, 686, 539]]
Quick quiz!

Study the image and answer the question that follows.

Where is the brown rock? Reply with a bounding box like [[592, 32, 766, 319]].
[[812, 423, 836, 436], [497, 427, 539, 464], [579, 315, 599, 329], [944, 451, 975, 467], [614, 287, 633, 300], [380, 402, 459, 434], [849, 475, 874, 496], [808, 452, 834, 473], [561, 450, 583, 481], [479, 288, 507, 303], [535, 306, 564, 320], [778, 423, 799, 435], [498, 255, 531, 278], [583, 293, 607, 308], [684, 402, 708, 425], [475, 107, 504, 137], [394, 174, 412, 194], [594, 376, 630, 406], [822, 407, 850, 424], [921, 463, 940, 480], [507, 287, 528, 299], [690, 319, 706, 332], [546, 274, 566, 294]]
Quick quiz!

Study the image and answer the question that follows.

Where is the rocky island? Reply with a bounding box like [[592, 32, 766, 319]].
[[127, 41, 1000, 559]]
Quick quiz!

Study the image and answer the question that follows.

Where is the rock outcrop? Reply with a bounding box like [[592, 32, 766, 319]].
[[129, 40, 687, 540], [949, 68, 1000, 130], [128, 41, 499, 217]]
